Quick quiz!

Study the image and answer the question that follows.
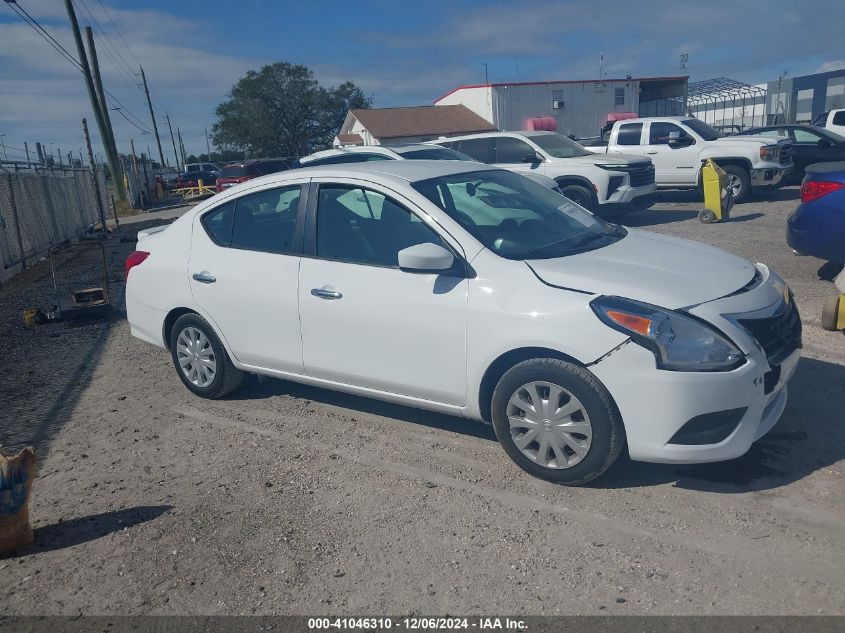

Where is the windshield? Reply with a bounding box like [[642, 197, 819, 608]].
[[396, 147, 475, 161], [528, 133, 590, 158], [412, 170, 625, 260], [683, 118, 722, 140]]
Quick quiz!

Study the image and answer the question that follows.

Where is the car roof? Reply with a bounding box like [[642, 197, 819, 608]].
[[299, 146, 398, 162]]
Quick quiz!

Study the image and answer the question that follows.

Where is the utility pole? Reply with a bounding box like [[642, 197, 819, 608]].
[[82, 118, 107, 228], [85, 26, 119, 175], [0, 134, 6, 161], [177, 126, 186, 165], [24, 142, 31, 167], [58, 147, 63, 167], [166, 114, 178, 168], [205, 126, 211, 161], [140, 66, 166, 171], [65, 0, 126, 201], [36, 142, 44, 166]]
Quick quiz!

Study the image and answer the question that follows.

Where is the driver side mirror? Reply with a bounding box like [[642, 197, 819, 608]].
[[521, 152, 544, 164], [818, 138, 832, 148], [398, 243, 455, 274]]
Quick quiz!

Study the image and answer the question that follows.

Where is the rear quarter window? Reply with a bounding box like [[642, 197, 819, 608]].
[[201, 201, 235, 245]]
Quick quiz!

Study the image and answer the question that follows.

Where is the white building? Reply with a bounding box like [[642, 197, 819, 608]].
[[434, 76, 688, 138]]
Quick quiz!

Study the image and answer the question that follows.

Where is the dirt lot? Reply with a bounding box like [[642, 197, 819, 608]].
[[1, 188, 844, 616]]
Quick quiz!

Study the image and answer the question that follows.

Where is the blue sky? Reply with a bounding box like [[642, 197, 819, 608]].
[[2, 0, 844, 164]]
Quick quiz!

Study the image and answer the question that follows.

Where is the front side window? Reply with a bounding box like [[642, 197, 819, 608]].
[[833, 111, 845, 125], [413, 170, 625, 260], [494, 136, 537, 163], [316, 185, 446, 267], [648, 122, 685, 145], [616, 122, 643, 146], [528, 133, 590, 158], [229, 185, 301, 253]]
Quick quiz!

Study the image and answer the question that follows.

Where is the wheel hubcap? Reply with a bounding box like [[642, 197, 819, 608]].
[[506, 381, 593, 469], [176, 326, 216, 387]]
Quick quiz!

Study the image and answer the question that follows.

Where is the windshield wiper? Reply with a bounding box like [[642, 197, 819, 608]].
[[521, 233, 609, 259]]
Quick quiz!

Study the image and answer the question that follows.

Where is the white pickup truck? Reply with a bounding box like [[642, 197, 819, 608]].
[[585, 116, 793, 202], [813, 108, 845, 137], [432, 131, 656, 218]]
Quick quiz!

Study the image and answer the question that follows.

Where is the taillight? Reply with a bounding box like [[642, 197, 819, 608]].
[[125, 250, 150, 281], [801, 180, 845, 203]]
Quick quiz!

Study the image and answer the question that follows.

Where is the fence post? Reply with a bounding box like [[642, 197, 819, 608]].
[[8, 167, 27, 270]]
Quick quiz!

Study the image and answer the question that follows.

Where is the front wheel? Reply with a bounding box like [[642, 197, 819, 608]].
[[491, 358, 625, 485], [722, 165, 750, 203], [559, 184, 594, 212], [170, 313, 243, 398]]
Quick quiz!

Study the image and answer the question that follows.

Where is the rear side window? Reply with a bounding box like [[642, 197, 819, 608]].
[[616, 123, 642, 145], [201, 201, 235, 245], [221, 165, 250, 178], [230, 186, 302, 254], [456, 138, 493, 162], [833, 111, 845, 125]]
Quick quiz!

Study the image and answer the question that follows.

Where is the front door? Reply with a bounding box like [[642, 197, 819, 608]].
[[298, 181, 468, 405], [642, 121, 700, 186], [492, 135, 547, 177], [188, 183, 305, 372]]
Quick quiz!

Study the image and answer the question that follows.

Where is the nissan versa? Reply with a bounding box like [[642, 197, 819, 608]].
[[125, 161, 801, 484]]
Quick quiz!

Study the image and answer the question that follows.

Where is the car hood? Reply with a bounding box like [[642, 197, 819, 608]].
[[558, 153, 648, 166], [527, 229, 756, 309], [714, 135, 779, 145]]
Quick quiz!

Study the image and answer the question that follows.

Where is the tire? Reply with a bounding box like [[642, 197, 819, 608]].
[[490, 358, 625, 485], [559, 184, 594, 212], [699, 208, 717, 224], [722, 165, 750, 203], [821, 295, 841, 331], [169, 313, 243, 398]]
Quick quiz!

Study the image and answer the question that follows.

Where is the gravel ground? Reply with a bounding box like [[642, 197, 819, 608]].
[[0, 189, 843, 616]]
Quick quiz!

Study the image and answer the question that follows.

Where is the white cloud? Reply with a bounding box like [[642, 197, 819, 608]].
[[816, 60, 845, 74]]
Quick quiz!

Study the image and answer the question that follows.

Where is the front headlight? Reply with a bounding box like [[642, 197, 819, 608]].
[[591, 296, 745, 372]]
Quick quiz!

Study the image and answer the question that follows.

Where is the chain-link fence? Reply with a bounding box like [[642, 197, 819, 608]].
[[0, 166, 108, 284]]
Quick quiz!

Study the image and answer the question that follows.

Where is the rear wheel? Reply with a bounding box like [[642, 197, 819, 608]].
[[491, 358, 625, 485], [559, 184, 594, 212], [170, 313, 243, 398]]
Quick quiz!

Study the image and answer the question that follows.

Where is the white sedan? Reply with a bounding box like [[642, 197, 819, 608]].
[[126, 161, 801, 484]]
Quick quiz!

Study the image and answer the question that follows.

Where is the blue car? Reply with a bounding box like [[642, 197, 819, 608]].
[[787, 162, 845, 264]]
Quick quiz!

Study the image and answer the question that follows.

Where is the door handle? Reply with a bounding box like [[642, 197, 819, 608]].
[[645, 150, 658, 154], [192, 272, 216, 284], [311, 288, 342, 300]]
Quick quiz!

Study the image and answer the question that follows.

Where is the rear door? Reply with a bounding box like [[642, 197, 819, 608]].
[[642, 121, 699, 185], [188, 181, 306, 372]]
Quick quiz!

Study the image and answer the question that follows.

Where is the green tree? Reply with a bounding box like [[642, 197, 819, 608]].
[[212, 62, 371, 158]]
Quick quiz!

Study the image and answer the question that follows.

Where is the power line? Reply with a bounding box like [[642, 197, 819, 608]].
[[5, 1, 154, 135]]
